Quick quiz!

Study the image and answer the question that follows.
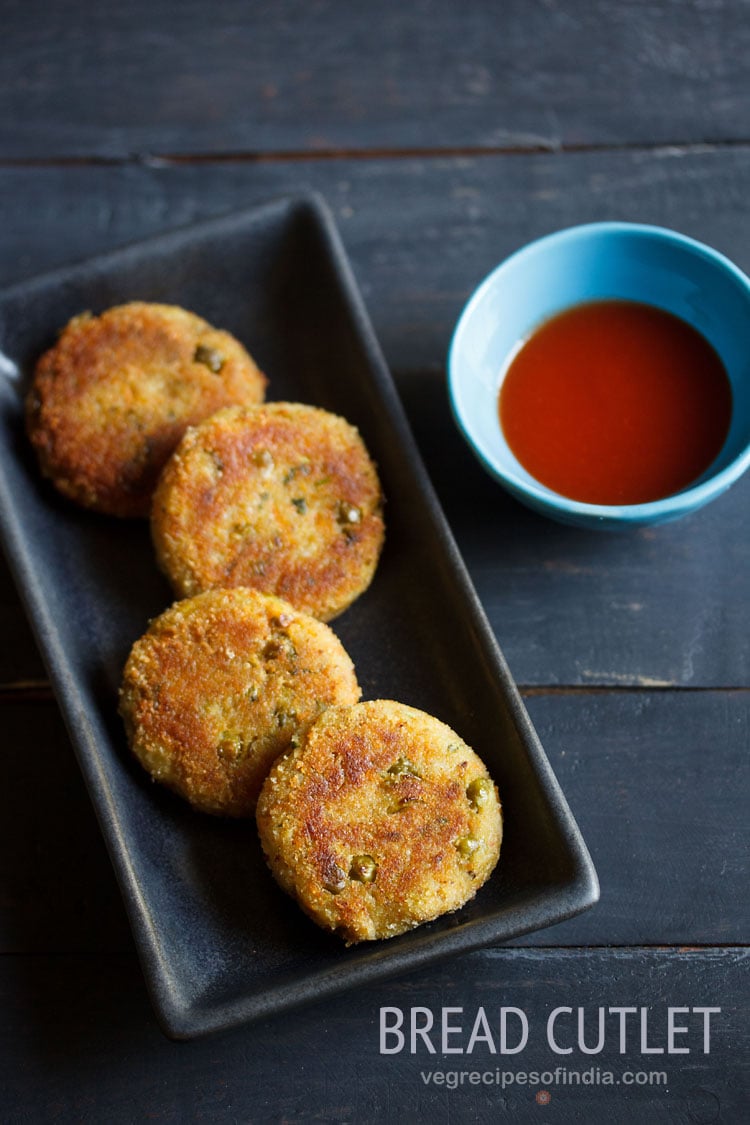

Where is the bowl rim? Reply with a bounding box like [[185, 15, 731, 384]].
[[447, 220, 750, 522]]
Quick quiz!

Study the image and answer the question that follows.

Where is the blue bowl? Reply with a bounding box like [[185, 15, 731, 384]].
[[448, 222, 750, 528]]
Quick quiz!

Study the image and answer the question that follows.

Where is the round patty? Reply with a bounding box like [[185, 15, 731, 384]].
[[151, 402, 385, 621], [256, 700, 502, 943], [119, 587, 360, 817], [26, 302, 267, 517]]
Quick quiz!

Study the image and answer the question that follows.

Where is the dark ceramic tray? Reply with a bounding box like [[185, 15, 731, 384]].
[[0, 194, 598, 1039]]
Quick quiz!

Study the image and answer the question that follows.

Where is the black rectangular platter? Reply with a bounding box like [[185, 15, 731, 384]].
[[0, 194, 598, 1038]]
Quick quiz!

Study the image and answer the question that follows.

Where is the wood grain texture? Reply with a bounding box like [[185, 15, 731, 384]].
[[0, 948, 745, 1123], [518, 690, 750, 946], [2, 692, 746, 955], [401, 367, 750, 689], [5, 148, 750, 360], [3, 0, 750, 158], [1, 148, 749, 688]]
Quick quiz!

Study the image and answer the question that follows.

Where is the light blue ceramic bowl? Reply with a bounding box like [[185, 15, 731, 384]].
[[448, 222, 750, 528]]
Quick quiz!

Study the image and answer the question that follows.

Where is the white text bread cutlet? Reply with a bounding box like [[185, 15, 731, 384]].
[[151, 401, 385, 621], [256, 700, 502, 943], [26, 302, 267, 517], [119, 587, 360, 817]]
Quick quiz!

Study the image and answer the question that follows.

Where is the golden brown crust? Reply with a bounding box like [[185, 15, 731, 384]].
[[26, 303, 267, 517], [256, 700, 502, 942], [151, 402, 385, 621], [119, 587, 360, 817]]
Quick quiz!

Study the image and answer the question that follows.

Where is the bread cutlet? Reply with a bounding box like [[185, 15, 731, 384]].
[[26, 302, 267, 517], [152, 402, 385, 621], [256, 700, 502, 943], [119, 587, 360, 817]]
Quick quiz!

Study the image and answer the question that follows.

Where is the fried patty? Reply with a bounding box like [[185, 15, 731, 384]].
[[119, 587, 360, 817], [151, 402, 385, 621], [26, 302, 267, 517], [256, 700, 502, 943]]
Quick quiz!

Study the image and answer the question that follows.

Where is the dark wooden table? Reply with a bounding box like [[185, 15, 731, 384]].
[[2, 3, 748, 1122]]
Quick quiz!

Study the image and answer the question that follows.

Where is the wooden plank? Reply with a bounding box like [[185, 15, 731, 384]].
[[0, 552, 46, 684], [0, 948, 746, 1122], [401, 368, 750, 689], [4, 149, 750, 372], [1, 692, 746, 954], [0, 149, 749, 688], [3, 1, 750, 158], [518, 690, 750, 946]]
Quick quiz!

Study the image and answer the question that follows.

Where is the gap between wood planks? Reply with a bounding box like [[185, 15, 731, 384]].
[[0, 137, 750, 169], [1, 681, 749, 704]]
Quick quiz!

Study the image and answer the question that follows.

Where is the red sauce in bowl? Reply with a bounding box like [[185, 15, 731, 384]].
[[498, 299, 732, 505]]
